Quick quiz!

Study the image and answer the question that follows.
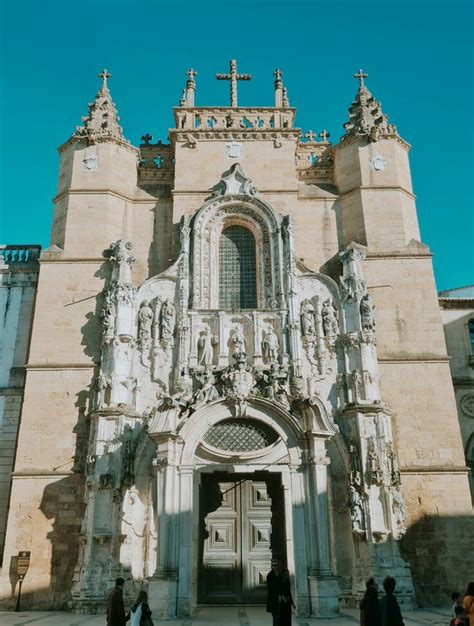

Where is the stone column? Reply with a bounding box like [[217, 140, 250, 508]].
[[176, 466, 194, 616]]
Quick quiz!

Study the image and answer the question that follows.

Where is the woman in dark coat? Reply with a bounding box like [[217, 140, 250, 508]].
[[279, 569, 296, 626]]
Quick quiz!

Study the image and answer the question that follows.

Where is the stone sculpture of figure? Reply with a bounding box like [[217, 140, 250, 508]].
[[300, 300, 316, 336], [193, 370, 220, 407], [349, 485, 365, 537], [138, 301, 154, 341], [367, 438, 383, 485], [230, 325, 246, 355], [387, 442, 401, 486], [101, 292, 116, 342], [391, 487, 407, 535], [322, 299, 339, 340], [198, 325, 218, 367], [262, 325, 279, 364], [160, 299, 176, 341], [350, 369, 362, 402], [360, 293, 375, 330], [92, 372, 110, 409], [349, 441, 362, 487], [262, 364, 291, 409]]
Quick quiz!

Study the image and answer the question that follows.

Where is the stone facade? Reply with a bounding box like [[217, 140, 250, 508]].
[[0, 64, 472, 614], [0, 246, 40, 563]]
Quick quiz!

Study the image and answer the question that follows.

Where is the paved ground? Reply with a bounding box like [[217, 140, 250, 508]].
[[0, 606, 452, 625]]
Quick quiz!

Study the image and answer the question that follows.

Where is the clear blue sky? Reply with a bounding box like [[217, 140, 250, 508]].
[[1, 0, 473, 291]]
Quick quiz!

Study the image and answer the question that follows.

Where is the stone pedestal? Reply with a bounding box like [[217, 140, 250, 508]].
[[308, 575, 340, 617], [148, 577, 179, 617]]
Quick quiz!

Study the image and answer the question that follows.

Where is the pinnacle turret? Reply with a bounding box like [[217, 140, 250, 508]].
[[73, 69, 127, 145], [342, 69, 398, 142]]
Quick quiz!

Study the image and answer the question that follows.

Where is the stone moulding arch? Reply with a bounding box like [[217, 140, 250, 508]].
[[190, 193, 284, 310]]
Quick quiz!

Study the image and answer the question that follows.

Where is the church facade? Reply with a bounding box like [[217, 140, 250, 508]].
[[0, 62, 472, 615]]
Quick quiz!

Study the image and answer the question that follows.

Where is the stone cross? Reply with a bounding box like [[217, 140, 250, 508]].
[[305, 130, 316, 142], [216, 59, 252, 107], [319, 129, 330, 142], [274, 68, 282, 84], [141, 133, 152, 145], [354, 69, 368, 87], [98, 68, 111, 87], [187, 68, 198, 83]]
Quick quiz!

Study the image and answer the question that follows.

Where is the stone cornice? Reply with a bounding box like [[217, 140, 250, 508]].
[[58, 135, 140, 157], [12, 470, 75, 478], [26, 362, 98, 370], [439, 298, 474, 310], [400, 465, 469, 475], [338, 185, 416, 201], [378, 357, 450, 363], [169, 129, 300, 143], [334, 133, 411, 152], [53, 188, 168, 204]]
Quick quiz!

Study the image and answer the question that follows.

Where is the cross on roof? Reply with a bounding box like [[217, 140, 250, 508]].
[[216, 59, 252, 107], [187, 68, 198, 82], [141, 133, 153, 145], [354, 69, 368, 87], [305, 130, 316, 142], [319, 129, 330, 142], [98, 68, 111, 87]]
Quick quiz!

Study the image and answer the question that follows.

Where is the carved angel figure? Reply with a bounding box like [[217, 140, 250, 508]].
[[360, 293, 375, 330], [300, 300, 316, 336], [193, 370, 220, 407], [198, 325, 218, 367], [262, 325, 279, 364], [101, 292, 116, 342], [230, 325, 246, 355]]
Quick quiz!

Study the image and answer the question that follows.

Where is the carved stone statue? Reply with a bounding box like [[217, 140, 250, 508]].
[[300, 300, 316, 336], [360, 293, 375, 330], [101, 292, 116, 343], [230, 325, 246, 355], [367, 437, 383, 485], [193, 370, 220, 407], [387, 442, 401, 486], [349, 441, 362, 486], [138, 301, 154, 341], [391, 486, 407, 536], [350, 369, 362, 402], [160, 299, 176, 342], [322, 299, 339, 342], [198, 325, 218, 367], [108, 240, 135, 285], [348, 485, 365, 537], [260, 364, 291, 409], [92, 372, 110, 409], [262, 325, 279, 364]]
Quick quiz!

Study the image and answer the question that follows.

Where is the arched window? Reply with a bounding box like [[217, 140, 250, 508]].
[[219, 225, 257, 309]]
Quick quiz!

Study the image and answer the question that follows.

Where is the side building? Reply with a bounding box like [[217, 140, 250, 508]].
[[439, 285, 474, 500]]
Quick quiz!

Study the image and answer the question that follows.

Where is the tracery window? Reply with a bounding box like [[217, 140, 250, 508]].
[[219, 225, 257, 309]]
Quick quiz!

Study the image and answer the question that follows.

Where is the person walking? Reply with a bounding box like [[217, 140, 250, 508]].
[[266, 559, 282, 626], [130, 590, 153, 626], [379, 576, 404, 626], [278, 568, 295, 626], [107, 577, 130, 626], [360, 578, 381, 626], [463, 581, 474, 625]]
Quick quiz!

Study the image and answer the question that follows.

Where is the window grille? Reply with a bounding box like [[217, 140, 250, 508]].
[[219, 226, 257, 309], [203, 419, 279, 452]]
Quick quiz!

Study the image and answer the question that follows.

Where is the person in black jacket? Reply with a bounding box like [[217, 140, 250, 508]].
[[379, 576, 404, 626], [266, 559, 281, 626], [278, 568, 295, 626], [107, 577, 130, 626]]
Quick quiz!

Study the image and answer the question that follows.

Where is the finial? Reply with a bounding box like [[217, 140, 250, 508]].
[[319, 129, 330, 142], [354, 69, 368, 87], [179, 88, 186, 107], [274, 68, 282, 84], [98, 68, 111, 88], [305, 130, 316, 142], [216, 59, 252, 107], [282, 86, 289, 108], [187, 68, 198, 82], [141, 133, 152, 145]]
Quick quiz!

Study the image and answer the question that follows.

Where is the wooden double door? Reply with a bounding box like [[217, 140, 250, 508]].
[[198, 472, 285, 604]]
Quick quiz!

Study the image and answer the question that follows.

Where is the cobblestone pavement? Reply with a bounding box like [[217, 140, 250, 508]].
[[0, 606, 451, 625]]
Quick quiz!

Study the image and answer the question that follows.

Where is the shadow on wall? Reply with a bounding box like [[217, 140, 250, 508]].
[[400, 513, 474, 606]]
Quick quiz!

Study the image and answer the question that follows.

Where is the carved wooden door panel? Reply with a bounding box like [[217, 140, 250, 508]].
[[199, 475, 275, 604]]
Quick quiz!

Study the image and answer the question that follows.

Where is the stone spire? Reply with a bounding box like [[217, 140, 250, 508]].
[[342, 69, 398, 143], [73, 69, 126, 145]]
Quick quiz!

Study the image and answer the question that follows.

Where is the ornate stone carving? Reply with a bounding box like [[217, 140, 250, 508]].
[[386, 442, 401, 486], [321, 298, 339, 346], [391, 486, 407, 538], [348, 484, 365, 538], [300, 300, 316, 336], [460, 393, 474, 418], [101, 292, 116, 344], [262, 325, 279, 365], [160, 299, 176, 347], [138, 300, 154, 346], [221, 351, 257, 403], [257, 363, 291, 409], [193, 369, 220, 408], [230, 324, 246, 355], [349, 369, 362, 403], [360, 293, 375, 330], [197, 325, 218, 367], [349, 440, 362, 487], [367, 437, 383, 485], [210, 163, 257, 197], [92, 373, 110, 410]]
